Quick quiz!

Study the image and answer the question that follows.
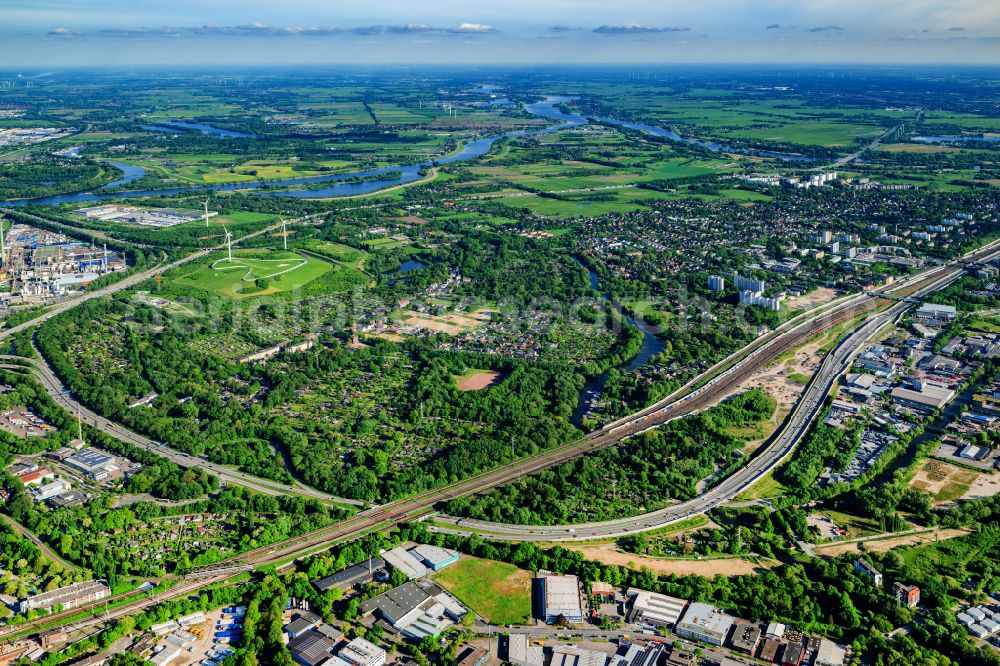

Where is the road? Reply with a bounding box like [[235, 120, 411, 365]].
[[828, 123, 903, 168], [0, 211, 365, 506], [0, 513, 81, 572], [8, 238, 999, 643], [427, 245, 992, 541]]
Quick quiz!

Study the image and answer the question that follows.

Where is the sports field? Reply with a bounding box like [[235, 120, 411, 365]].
[[171, 250, 332, 297], [432, 555, 533, 625]]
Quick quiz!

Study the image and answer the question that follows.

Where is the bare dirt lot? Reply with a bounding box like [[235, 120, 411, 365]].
[[786, 286, 839, 311], [812, 527, 972, 556], [909, 459, 981, 503], [457, 371, 504, 392], [400, 309, 492, 335], [733, 338, 825, 411], [566, 542, 775, 577], [961, 470, 1000, 502]]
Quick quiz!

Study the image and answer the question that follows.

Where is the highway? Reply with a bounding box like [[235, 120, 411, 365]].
[[0, 350, 363, 505], [428, 246, 996, 541], [6, 238, 999, 643], [0, 211, 366, 506]]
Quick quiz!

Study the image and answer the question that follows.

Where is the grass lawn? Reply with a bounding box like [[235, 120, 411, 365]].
[[432, 556, 533, 625], [732, 470, 788, 501], [171, 250, 332, 298]]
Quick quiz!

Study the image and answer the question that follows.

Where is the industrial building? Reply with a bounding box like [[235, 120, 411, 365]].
[[607, 642, 665, 666], [626, 588, 687, 627], [891, 383, 956, 411], [507, 634, 544, 666], [814, 639, 848, 666], [915, 303, 957, 321], [31, 478, 70, 501], [338, 637, 387, 666], [409, 544, 460, 571], [312, 557, 385, 592], [64, 447, 121, 481], [550, 645, 608, 666], [455, 647, 491, 666], [73, 205, 214, 228], [674, 602, 733, 647], [359, 580, 467, 639], [288, 631, 337, 666], [284, 611, 322, 640], [382, 546, 428, 579], [540, 572, 583, 624], [18, 579, 110, 613]]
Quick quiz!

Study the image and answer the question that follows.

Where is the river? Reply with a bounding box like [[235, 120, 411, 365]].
[[0, 95, 583, 208], [141, 121, 254, 138], [1, 93, 818, 209], [572, 265, 666, 426]]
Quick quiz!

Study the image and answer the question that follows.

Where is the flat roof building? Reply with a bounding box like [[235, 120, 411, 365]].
[[781, 642, 804, 666], [409, 544, 460, 571], [608, 643, 664, 666], [338, 637, 386, 666], [18, 579, 110, 613], [541, 573, 583, 624], [759, 638, 780, 662], [313, 557, 385, 592], [626, 588, 687, 628], [675, 602, 733, 647], [590, 582, 615, 599], [916, 303, 957, 321], [891, 384, 956, 411], [360, 580, 429, 625], [550, 645, 607, 666], [64, 448, 114, 473], [507, 635, 544, 666], [728, 621, 761, 654], [815, 639, 847, 666], [289, 630, 337, 666], [893, 582, 920, 608], [382, 546, 428, 579]]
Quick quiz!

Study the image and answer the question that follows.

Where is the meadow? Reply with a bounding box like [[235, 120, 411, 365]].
[[170, 250, 333, 298], [432, 556, 533, 625]]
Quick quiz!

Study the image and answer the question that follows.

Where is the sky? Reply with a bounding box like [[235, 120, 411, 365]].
[[1, 0, 999, 67]]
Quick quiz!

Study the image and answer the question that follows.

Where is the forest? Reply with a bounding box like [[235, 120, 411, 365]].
[[445, 389, 776, 524]]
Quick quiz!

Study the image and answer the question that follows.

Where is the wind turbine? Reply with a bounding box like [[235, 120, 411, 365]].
[[280, 217, 288, 251], [202, 200, 211, 227], [223, 226, 233, 262]]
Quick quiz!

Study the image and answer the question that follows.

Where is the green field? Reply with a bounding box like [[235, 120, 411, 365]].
[[432, 556, 533, 625], [171, 250, 333, 298]]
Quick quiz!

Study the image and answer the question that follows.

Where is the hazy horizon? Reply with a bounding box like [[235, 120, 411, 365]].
[[2, 0, 999, 67]]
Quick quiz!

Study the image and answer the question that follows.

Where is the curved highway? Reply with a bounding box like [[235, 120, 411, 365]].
[[0, 211, 365, 506], [428, 245, 998, 541]]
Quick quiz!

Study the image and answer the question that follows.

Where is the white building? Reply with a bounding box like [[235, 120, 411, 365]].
[[507, 635, 544, 666], [675, 602, 733, 647], [338, 638, 386, 666], [626, 588, 687, 627], [540, 573, 583, 623], [915, 303, 957, 321]]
